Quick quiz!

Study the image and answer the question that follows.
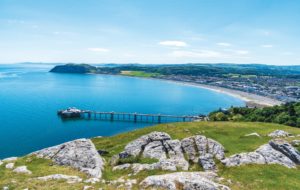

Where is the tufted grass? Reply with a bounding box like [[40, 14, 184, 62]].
[[1, 121, 300, 189]]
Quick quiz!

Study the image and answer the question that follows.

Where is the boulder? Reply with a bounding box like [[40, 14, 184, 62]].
[[112, 163, 131, 171], [199, 154, 216, 171], [5, 163, 14, 169], [140, 172, 230, 190], [268, 130, 290, 138], [32, 138, 104, 178], [207, 138, 225, 160], [181, 137, 198, 162], [222, 152, 266, 167], [142, 141, 167, 160], [2, 157, 18, 162], [124, 131, 171, 157], [36, 174, 82, 184], [13, 166, 32, 174], [256, 144, 296, 168], [269, 139, 300, 164]]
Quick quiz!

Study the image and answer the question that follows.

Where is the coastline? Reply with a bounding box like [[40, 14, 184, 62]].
[[114, 74, 283, 107]]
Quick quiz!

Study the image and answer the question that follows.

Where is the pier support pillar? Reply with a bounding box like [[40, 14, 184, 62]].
[[110, 112, 114, 121], [134, 113, 137, 122], [158, 115, 161, 123]]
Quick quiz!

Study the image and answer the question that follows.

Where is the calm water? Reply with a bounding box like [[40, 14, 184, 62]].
[[0, 64, 244, 159]]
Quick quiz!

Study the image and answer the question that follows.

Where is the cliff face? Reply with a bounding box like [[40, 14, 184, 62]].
[[50, 64, 97, 73]]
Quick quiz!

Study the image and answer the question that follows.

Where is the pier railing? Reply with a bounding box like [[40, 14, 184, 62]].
[[57, 108, 207, 123]]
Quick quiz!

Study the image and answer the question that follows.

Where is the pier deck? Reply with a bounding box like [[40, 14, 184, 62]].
[[57, 108, 207, 123]]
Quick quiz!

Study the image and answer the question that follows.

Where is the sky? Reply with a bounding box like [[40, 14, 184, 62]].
[[0, 0, 300, 65]]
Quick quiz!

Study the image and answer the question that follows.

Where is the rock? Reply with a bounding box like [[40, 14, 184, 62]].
[[245, 132, 260, 137], [124, 131, 171, 157], [83, 186, 92, 190], [291, 140, 300, 147], [181, 137, 198, 162], [13, 166, 32, 174], [142, 141, 167, 160], [268, 130, 290, 138], [5, 163, 14, 169], [269, 139, 300, 164], [110, 154, 120, 166], [207, 138, 225, 160], [3, 186, 9, 190], [37, 174, 82, 183], [199, 154, 216, 171], [140, 172, 230, 190], [84, 178, 100, 184], [2, 157, 18, 162], [112, 163, 131, 171], [222, 152, 266, 167], [32, 138, 104, 178], [256, 144, 296, 168], [164, 140, 189, 170]]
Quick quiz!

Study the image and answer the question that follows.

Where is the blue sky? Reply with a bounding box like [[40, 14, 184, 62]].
[[0, 0, 300, 65]]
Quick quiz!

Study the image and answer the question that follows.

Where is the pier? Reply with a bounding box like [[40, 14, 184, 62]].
[[57, 108, 207, 123]]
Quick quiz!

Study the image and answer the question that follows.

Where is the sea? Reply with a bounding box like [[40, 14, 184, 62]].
[[0, 63, 244, 158]]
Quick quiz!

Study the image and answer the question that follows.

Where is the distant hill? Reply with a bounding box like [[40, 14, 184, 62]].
[[50, 64, 97, 73]]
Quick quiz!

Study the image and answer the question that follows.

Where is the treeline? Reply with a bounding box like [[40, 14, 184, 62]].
[[209, 102, 300, 127]]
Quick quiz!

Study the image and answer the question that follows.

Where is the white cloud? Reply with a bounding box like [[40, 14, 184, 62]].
[[170, 50, 222, 58], [159, 40, 187, 47], [217, 42, 232, 47], [88, 48, 110, 52], [261, 44, 273, 48], [234, 50, 249, 55]]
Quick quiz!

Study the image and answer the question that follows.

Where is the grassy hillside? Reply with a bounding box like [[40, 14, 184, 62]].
[[1, 122, 300, 189]]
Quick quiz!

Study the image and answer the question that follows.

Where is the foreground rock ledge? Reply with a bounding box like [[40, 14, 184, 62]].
[[31, 138, 104, 178], [140, 172, 230, 190]]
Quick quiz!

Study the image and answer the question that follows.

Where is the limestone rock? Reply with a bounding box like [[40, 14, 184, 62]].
[[269, 139, 300, 164], [32, 138, 104, 178], [222, 152, 266, 167], [245, 132, 260, 137], [13, 166, 32, 174], [199, 153, 216, 171], [124, 131, 171, 157], [112, 163, 131, 171], [181, 137, 198, 162], [37, 174, 82, 183], [268, 130, 290, 138], [142, 141, 166, 160], [84, 178, 100, 184], [256, 144, 296, 168], [207, 138, 225, 160], [140, 172, 230, 190], [5, 163, 14, 169]]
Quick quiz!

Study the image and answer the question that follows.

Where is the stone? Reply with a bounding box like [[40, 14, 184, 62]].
[[3, 186, 9, 190], [5, 163, 14, 169], [2, 157, 18, 162], [84, 178, 100, 184], [256, 144, 296, 168], [291, 140, 300, 147], [124, 131, 171, 157], [195, 135, 208, 155], [142, 141, 167, 160], [222, 152, 266, 167], [83, 186, 92, 190], [245, 132, 260, 137], [13, 166, 32, 174], [37, 174, 82, 183], [268, 130, 290, 138], [199, 153, 216, 171], [181, 137, 198, 162], [32, 138, 104, 178], [269, 139, 300, 164], [97, 150, 109, 156], [112, 163, 131, 171], [207, 138, 225, 160], [140, 172, 230, 190]]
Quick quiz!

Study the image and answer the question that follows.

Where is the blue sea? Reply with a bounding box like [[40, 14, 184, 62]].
[[0, 64, 244, 159]]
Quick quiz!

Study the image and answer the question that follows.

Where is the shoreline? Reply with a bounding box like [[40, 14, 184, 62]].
[[113, 74, 283, 107]]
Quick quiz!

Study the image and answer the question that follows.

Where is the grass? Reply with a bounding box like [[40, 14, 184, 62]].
[[120, 70, 161, 78], [1, 121, 300, 189]]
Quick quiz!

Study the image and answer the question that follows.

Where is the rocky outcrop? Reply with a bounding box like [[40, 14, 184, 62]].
[[36, 174, 82, 183], [182, 135, 225, 162], [5, 163, 14, 169], [2, 157, 18, 162], [269, 139, 300, 164], [222, 140, 299, 168], [13, 166, 32, 174], [140, 172, 230, 190], [31, 138, 104, 178], [292, 140, 300, 147], [268, 130, 290, 138]]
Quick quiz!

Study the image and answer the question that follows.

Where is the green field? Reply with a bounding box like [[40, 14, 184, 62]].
[[1, 122, 300, 189], [120, 70, 161, 78]]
